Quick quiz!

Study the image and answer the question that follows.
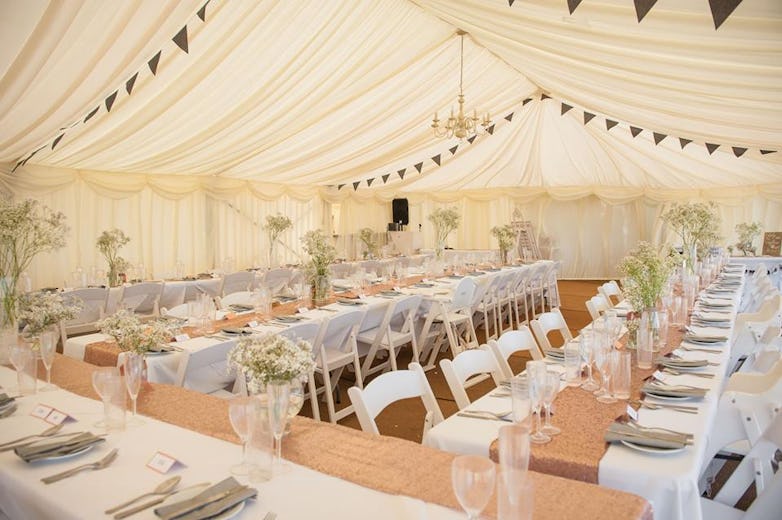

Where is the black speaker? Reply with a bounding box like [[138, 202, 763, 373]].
[[392, 198, 409, 226]]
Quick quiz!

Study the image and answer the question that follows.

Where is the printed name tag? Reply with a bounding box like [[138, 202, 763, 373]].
[[358, 294, 366, 300], [626, 404, 639, 422], [247, 320, 259, 328], [297, 307, 309, 314], [147, 451, 186, 474], [31, 404, 53, 420], [652, 370, 669, 383], [174, 333, 190, 342], [393, 286, 401, 292], [45, 408, 77, 425]]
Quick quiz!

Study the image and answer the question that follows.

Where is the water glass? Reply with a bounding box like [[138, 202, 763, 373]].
[[247, 396, 273, 482], [564, 340, 582, 387], [92, 367, 120, 428], [611, 351, 631, 400], [11, 343, 37, 395], [497, 471, 533, 520], [636, 326, 653, 370], [510, 377, 531, 425], [229, 396, 256, 476], [451, 455, 496, 520], [579, 331, 598, 391], [656, 311, 669, 351], [541, 371, 562, 434], [497, 424, 531, 519], [104, 374, 127, 432], [526, 361, 550, 445]]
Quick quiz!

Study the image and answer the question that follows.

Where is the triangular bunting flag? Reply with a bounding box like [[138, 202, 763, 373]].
[[105, 91, 118, 112], [398, 168, 407, 177], [504, 113, 514, 122], [382, 174, 390, 183], [353, 181, 360, 191], [732, 147, 747, 157], [706, 143, 720, 154], [679, 138, 692, 149], [125, 73, 138, 95], [709, 0, 742, 30], [148, 51, 161, 75], [486, 124, 495, 135], [413, 163, 422, 174], [760, 149, 777, 155], [567, 0, 583, 15], [431, 154, 441, 166], [561, 103, 573, 115], [467, 135, 477, 144], [653, 132, 667, 145], [173, 26, 189, 53], [52, 134, 64, 150], [337, 184, 345, 190], [197, 1, 209, 22], [84, 106, 100, 123], [606, 119, 618, 131], [523, 98, 532, 106], [508, 0, 515, 6], [367, 177, 374, 187], [540, 93, 550, 100], [630, 126, 643, 138], [583, 112, 595, 124], [633, 0, 658, 22], [449, 145, 458, 155]]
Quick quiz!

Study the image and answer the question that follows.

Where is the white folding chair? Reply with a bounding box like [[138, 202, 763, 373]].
[[469, 277, 498, 341], [329, 263, 354, 279], [347, 362, 443, 438], [510, 264, 534, 326], [59, 287, 109, 345], [161, 302, 190, 319], [182, 279, 224, 303], [277, 321, 324, 418], [439, 346, 504, 410], [174, 340, 239, 398], [221, 271, 255, 296], [731, 294, 782, 372], [530, 308, 573, 350], [262, 268, 292, 296], [217, 291, 255, 309], [586, 294, 611, 322], [543, 261, 561, 311], [420, 277, 479, 369], [357, 294, 422, 376], [310, 309, 366, 423], [117, 282, 164, 319], [598, 280, 623, 307], [487, 326, 544, 379], [526, 262, 549, 319], [494, 270, 520, 335]]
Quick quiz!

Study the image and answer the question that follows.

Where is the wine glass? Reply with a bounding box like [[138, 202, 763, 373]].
[[595, 342, 617, 404], [267, 380, 290, 475], [452, 455, 496, 519], [579, 331, 599, 392], [123, 353, 144, 426], [39, 330, 58, 391], [541, 371, 561, 435], [228, 396, 255, 475], [527, 363, 550, 445], [92, 367, 120, 428]]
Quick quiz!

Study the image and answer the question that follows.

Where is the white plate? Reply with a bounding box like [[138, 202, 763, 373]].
[[644, 391, 693, 401], [620, 440, 685, 455], [159, 485, 244, 520], [34, 444, 94, 462]]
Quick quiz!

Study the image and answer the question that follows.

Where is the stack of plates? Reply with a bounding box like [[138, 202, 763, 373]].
[[642, 382, 708, 400], [543, 349, 565, 363]]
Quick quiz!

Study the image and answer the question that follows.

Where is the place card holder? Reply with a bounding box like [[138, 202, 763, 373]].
[[31, 404, 77, 425], [174, 333, 190, 342], [147, 451, 187, 474]]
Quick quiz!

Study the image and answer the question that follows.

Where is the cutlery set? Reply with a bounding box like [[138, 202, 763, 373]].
[[41, 448, 118, 484]]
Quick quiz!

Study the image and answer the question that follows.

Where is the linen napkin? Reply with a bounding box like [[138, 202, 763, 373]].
[[228, 304, 253, 312], [14, 432, 105, 462], [0, 393, 15, 409], [337, 298, 365, 306], [155, 477, 256, 520], [605, 422, 692, 449], [274, 315, 303, 323], [221, 327, 253, 335], [641, 383, 708, 399], [657, 358, 709, 370]]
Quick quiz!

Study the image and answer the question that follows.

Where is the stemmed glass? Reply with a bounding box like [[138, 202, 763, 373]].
[[123, 353, 144, 426], [451, 455, 496, 520], [541, 371, 561, 435], [228, 396, 255, 476], [267, 380, 290, 475], [39, 330, 58, 391], [593, 340, 617, 404], [579, 331, 599, 391], [92, 367, 120, 428], [527, 362, 550, 444]]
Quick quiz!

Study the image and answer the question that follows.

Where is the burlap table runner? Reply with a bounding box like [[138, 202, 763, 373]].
[[489, 326, 685, 483], [44, 354, 651, 520]]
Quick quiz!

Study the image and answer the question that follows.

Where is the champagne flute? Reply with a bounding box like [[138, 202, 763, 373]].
[[228, 396, 255, 475], [39, 330, 58, 391], [123, 353, 144, 426], [579, 331, 599, 392], [541, 371, 561, 435], [267, 380, 290, 475], [527, 363, 550, 445], [452, 455, 496, 520]]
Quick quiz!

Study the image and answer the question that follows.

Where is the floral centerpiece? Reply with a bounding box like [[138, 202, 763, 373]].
[[301, 229, 337, 304], [0, 198, 68, 333], [358, 227, 378, 259], [617, 242, 675, 312], [264, 213, 292, 268], [490, 224, 516, 265], [735, 221, 762, 256], [661, 202, 721, 272], [428, 207, 461, 259], [18, 291, 81, 340], [97, 229, 130, 287], [98, 310, 173, 355], [228, 334, 315, 393]]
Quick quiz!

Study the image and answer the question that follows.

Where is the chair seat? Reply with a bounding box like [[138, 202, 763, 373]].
[[433, 312, 471, 324], [317, 348, 356, 368], [699, 497, 743, 520], [357, 328, 413, 348]]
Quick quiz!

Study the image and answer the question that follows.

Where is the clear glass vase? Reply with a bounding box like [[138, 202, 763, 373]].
[[0, 280, 18, 365], [313, 275, 331, 306]]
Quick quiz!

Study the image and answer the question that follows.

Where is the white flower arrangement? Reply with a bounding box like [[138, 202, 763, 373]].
[[490, 224, 516, 264], [661, 202, 721, 268], [428, 207, 461, 256], [735, 221, 762, 256], [18, 291, 82, 337], [359, 227, 378, 258], [301, 229, 337, 287], [98, 310, 174, 355], [0, 198, 69, 325], [264, 213, 292, 245], [617, 242, 676, 311], [228, 333, 314, 388], [96, 228, 131, 287]]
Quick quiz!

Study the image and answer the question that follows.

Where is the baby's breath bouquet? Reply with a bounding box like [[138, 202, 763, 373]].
[[735, 222, 762, 256], [359, 227, 378, 259], [661, 202, 721, 270], [491, 225, 516, 265], [0, 198, 68, 327], [301, 229, 337, 303], [98, 310, 173, 355], [264, 213, 292, 267], [428, 207, 461, 259], [97, 229, 130, 287], [18, 291, 81, 338], [228, 334, 314, 392], [617, 242, 675, 311]]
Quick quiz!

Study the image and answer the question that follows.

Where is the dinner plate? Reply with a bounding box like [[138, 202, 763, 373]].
[[686, 338, 727, 346], [643, 391, 693, 401], [620, 440, 685, 455], [157, 485, 244, 520], [35, 444, 94, 462], [274, 316, 302, 323], [145, 349, 174, 356], [337, 299, 364, 306]]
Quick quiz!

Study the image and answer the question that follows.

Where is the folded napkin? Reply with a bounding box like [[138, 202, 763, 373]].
[[657, 358, 709, 369], [693, 311, 731, 321], [228, 304, 253, 312], [414, 282, 435, 288], [221, 327, 253, 335], [274, 315, 303, 323], [15, 432, 105, 462], [155, 477, 256, 520], [331, 284, 352, 292], [446, 275, 464, 279], [337, 298, 365, 306], [275, 295, 297, 303], [0, 393, 15, 408], [605, 422, 692, 449], [642, 383, 708, 399], [543, 348, 565, 361], [467, 271, 486, 276], [379, 290, 401, 297]]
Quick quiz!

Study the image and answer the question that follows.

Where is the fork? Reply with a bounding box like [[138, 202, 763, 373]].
[[263, 512, 277, 520], [662, 368, 715, 379], [631, 400, 698, 414], [41, 448, 118, 484]]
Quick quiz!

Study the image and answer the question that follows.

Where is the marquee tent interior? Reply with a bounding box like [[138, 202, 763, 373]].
[[1, 0, 781, 288]]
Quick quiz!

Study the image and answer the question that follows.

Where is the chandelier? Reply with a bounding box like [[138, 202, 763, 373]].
[[431, 30, 492, 140]]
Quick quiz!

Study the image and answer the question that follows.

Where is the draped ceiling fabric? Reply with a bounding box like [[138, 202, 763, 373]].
[[0, 0, 780, 285]]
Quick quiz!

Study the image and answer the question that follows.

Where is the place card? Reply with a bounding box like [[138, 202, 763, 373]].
[[30, 404, 53, 420], [357, 294, 366, 300], [45, 408, 77, 425], [147, 451, 186, 474], [393, 286, 401, 292], [247, 320, 259, 328], [174, 333, 190, 342], [652, 370, 670, 383], [297, 307, 309, 314], [626, 404, 639, 422]]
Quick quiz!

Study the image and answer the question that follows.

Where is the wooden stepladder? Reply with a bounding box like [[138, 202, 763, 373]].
[[511, 210, 541, 262]]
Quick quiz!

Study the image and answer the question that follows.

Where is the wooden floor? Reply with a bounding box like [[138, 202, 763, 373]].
[[299, 279, 604, 442]]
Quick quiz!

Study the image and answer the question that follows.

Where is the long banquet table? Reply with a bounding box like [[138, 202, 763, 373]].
[[0, 355, 653, 519], [423, 266, 746, 520]]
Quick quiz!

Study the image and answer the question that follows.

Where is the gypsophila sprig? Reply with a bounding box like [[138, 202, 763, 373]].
[[661, 202, 721, 267], [228, 334, 314, 386], [98, 310, 174, 355], [97, 229, 130, 287], [18, 291, 81, 337], [735, 221, 762, 255], [617, 241, 675, 311], [428, 207, 460, 255], [359, 227, 378, 258], [264, 213, 292, 245], [301, 229, 337, 280], [491, 225, 516, 263]]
